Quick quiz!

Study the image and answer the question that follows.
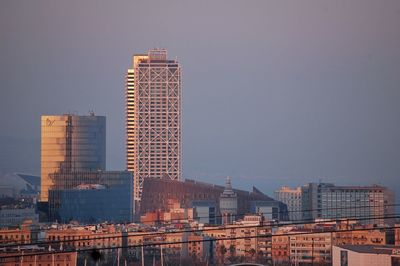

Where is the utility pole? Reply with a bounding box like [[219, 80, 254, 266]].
[[161, 244, 164, 266], [311, 237, 314, 266], [331, 231, 333, 265], [118, 247, 120, 266], [141, 246, 145, 266]]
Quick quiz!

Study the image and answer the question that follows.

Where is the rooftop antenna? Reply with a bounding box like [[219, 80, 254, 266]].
[[89, 110, 95, 116]]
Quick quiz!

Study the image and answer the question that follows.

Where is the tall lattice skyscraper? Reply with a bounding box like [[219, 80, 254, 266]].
[[126, 49, 182, 202]]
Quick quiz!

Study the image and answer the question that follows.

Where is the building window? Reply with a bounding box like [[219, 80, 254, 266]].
[[340, 250, 348, 266]]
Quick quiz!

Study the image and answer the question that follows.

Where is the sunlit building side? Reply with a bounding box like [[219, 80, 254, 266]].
[[274, 186, 303, 221], [40, 114, 106, 202], [126, 49, 182, 203]]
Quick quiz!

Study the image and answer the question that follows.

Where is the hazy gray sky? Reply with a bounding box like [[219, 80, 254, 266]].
[[1, 0, 399, 194]]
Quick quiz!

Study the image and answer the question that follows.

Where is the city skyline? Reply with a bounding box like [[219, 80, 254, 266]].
[[1, 1, 399, 264], [1, 0, 400, 197]]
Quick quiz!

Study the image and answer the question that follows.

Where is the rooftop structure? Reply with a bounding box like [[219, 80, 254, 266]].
[[219, 177, 238, 224]]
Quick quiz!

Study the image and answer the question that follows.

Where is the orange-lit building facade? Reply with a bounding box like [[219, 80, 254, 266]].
[[202, 217, 272, 264], [0, 251, 77, 266], [0, 228, 32, 245], [126, 49, 182, 202], [271, 224, 388, 265], [334, 227, 386, 245], [272, 231, 290, 265], [289, 231, 333, 265], [45, 226, 122, 250], [140, 199, 194, 225], [40, 115, 106, 202]]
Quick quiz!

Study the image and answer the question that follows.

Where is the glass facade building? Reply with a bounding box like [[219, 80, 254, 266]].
[[49, 171, 133, 224], [48, 170, 134, 222], [40, 115, 106, 202]]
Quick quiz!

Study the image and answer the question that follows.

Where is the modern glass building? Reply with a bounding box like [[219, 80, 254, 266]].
[[49, 171, 133, 224], [126, 49, 182, 202], [40, 114, 106, 202], [48, 171, 133, 222]]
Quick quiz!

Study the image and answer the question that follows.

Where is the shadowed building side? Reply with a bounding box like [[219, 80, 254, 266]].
[[49, 171, 133, 224]]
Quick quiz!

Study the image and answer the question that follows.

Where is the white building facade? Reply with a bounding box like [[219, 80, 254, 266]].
[[274, 186, 302, 221], [126, 49, 182, 202], [332, 245, 400, 266]]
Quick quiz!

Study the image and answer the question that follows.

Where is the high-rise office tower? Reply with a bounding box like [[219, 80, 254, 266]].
[[126, 49, 182, 202], [40, 114, 106, 202]]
